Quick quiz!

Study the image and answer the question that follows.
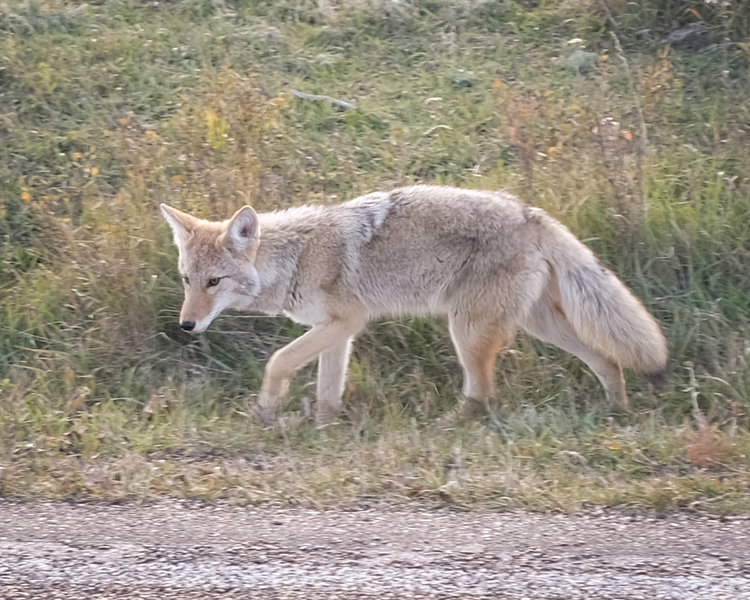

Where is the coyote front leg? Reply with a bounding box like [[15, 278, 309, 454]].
[[254, 318, 364, 424], [316, 338, 354, 423]]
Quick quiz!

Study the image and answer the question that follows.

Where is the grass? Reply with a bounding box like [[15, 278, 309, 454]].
[[0, 0, 749, 512]]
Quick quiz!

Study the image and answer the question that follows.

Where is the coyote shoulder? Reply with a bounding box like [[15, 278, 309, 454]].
[[161, 185, 668, 423]]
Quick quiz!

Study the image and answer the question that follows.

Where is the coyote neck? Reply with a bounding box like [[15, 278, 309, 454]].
[[248, 211, 311, 316]]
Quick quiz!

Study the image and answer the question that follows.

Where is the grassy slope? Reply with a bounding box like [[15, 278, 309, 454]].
[[0, 0, 748, 511]]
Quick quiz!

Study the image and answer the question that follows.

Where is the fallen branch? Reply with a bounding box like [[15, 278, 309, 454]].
[[292, 89, 356, 110]]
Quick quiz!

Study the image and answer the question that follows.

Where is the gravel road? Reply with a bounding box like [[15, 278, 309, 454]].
[[1, 499, 748, 599]]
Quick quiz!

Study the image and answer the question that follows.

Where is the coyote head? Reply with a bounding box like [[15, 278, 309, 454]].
[[160, 204, 261, 333]]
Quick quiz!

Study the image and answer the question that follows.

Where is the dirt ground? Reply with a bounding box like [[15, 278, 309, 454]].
[[0, 499, 748, 599]]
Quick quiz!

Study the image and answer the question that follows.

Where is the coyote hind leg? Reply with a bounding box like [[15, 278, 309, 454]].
[[522, 296, 627, 406], [448, 313, 513, 411]]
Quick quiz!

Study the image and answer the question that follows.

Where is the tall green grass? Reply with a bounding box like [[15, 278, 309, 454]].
[[0, 0, 748, 509]]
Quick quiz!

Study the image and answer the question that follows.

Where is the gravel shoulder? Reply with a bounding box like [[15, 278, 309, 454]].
[[1, 499, 749, 599]]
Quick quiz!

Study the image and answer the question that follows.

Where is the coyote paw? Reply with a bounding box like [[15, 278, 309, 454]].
[[459, 395, 491, 418], [314, 400, 343, 425], [252, 403, 277, 426]]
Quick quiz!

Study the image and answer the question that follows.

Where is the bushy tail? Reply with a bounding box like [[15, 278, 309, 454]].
[[541, 217, 668, 376]]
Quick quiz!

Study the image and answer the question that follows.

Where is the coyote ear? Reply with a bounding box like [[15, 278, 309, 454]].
[[160, 204, 198, 248], [225, 206, 259, 254]]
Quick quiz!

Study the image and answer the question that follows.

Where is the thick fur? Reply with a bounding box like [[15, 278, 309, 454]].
[[161, 185, 668, 423]]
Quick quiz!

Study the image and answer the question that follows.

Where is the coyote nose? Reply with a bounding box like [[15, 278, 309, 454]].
[[180, 321, 196, 331]]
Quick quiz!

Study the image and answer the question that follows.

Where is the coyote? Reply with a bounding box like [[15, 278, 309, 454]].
[[161, 185, 668, 423]]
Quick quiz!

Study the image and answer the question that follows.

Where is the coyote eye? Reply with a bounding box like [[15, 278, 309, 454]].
[[207, 277, 221, 287], [182, 275, 190, 285]]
